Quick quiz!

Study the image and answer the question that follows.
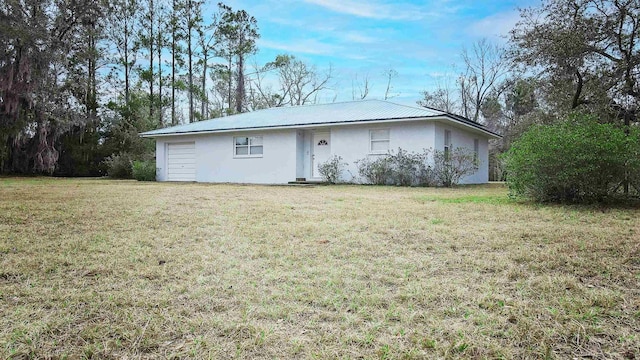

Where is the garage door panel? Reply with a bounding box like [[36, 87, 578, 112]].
[[167, 167, 195, 172], [167, 149, 195, 155], [166, 167, 195, 173], [168, 143, 194, 148], [167, 142, 196, 181], [167, 156, 196, 162], [168, 164, 195, 169], [166, 176, 194, 182], [167, 159, 196, 166], [168, 160, 196, 165], [167, 151, 196, 157], [168, 160, 195, 164]]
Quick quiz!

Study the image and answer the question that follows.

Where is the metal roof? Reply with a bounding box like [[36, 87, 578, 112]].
[[140, 100, 501, 138]]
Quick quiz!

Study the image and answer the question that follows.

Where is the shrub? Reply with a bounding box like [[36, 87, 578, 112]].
[[318, 155, 347, 183], [356, 155, 393, 185], [132, 160, 156, 181], [503, 114, 639, 203], [388, 148, 420, 186], [356, 148, 436, 186], [388, 148, 435, 186], [104, 152, 133, 179], [432, 148, 478, 187]]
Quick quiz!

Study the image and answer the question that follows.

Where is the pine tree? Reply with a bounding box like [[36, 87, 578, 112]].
[[214, 3, 259, 114]]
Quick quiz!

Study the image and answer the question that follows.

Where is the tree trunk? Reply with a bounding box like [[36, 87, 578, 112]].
[[124, 18, 130, 109], [88, 24, 97, 119], [157, 26, 163, 127], [201, 50, 207, 119], [149, 0, 154, 119], [571, 70, 584, 109], [236, 53, 244, 113], [624, 110, 630, 195], [228, 58, 232, 113], [171, 0, 176, 125], [187, 0, 193, 123]]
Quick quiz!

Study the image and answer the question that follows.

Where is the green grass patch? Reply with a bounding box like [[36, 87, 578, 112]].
[[416, 194, 514, 205]]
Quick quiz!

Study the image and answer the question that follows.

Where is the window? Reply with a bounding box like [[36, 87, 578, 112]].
[[444, 130, 452, 160], [473, 138, 479, 165], [370, 129, 390, 153], [234, 136, 263, 157]]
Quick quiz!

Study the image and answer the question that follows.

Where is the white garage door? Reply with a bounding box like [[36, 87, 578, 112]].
[[167, 142, 196, 181]]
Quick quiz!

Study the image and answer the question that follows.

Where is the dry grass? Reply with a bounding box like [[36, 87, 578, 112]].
[[1, 178, 639, 359]]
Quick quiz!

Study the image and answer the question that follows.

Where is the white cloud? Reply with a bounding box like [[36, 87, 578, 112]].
[[342, 31, 378, 44], [258, 39, 341, 56], [467, 10, 522, 40], [302, 0, 434, 21], [266, 16, 339, 32], [428, 71, 448, 78], [343, 53, 371, 61]]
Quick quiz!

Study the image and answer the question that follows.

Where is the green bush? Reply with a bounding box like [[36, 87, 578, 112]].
[[104, 152, 133, 179], [503, 114, 639, 203], [132, 160, 156, 181]]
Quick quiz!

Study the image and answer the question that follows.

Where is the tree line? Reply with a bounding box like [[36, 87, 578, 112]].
[[2, 0, 639, 185], [418, 0, 640, 185], [0, 0, 334, 176]]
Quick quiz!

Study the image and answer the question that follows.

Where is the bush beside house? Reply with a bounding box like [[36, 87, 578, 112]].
[[132, 160, 157, 181], [503, 115, 640, 203], [318, 147, 478, 187], [318, 155, 347, 184]]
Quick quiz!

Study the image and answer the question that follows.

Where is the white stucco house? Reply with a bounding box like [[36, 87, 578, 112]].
[[140, 100, 501, 184]]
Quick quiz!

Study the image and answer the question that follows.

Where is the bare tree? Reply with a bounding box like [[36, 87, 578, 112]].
[[417, 39, 509, 121], [460, 38, 510, 122], [351, 73, 370, 100], [249, 54, 333, 107], [382, 69, 399, 100], [418, 75, 459, 113], [246, 59, 280, 110]]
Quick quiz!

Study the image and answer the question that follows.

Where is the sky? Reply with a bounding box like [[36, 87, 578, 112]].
[[209, 0, 540, 106]]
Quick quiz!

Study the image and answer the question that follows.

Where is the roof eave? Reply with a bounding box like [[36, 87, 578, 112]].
[[440, 115, 502, 139], [140, 115, 501, 139]]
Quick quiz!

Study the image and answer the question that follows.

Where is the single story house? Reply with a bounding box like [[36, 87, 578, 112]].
[[140, 100, 501, 184]]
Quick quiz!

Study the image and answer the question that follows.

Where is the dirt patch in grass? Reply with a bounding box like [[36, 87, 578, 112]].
[[1, 178, 639, 358]]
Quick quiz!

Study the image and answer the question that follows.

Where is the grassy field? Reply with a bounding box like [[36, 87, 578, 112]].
[[1, 178, 639, 359]]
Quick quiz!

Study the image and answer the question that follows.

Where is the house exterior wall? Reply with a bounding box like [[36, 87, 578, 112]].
[[154, 119, 491, 184], [329, 121, 437, 182], [433, 122, 489, 184], [155, 130, 297, 184]]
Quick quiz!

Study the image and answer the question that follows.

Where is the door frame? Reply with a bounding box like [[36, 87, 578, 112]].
[[311, 130, 331, 179]]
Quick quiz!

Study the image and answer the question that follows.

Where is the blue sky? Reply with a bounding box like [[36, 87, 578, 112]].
[[217, 0, 539, 105]]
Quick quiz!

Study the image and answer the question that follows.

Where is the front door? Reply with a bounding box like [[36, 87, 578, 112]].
[[312, 131, 331, 178]]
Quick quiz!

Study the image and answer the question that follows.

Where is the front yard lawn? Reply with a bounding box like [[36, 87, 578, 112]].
[[1, 178, 638, 358]]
